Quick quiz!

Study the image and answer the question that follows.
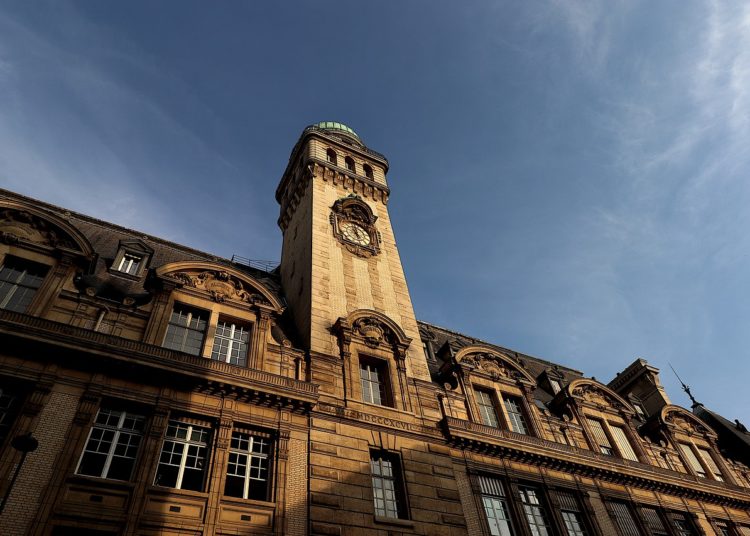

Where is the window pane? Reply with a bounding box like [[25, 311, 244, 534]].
[[360, 360, 388, 406], [0, 257, 48, 313], [475, 389, 500, 428], [679, 444, 706, 477], [608, 501, 642, 536], [518, 487, 551, 536], [370, 451, 406, 519], [211, 321, 250, 366], [224, 430, 273, 501], [163, 306, 208, 355], [77, 408, 145, 481], [504, 396, 529, 435], [155, 421, 210, 491], [587, 419, 613, 455], [610, 425, 638, 461]]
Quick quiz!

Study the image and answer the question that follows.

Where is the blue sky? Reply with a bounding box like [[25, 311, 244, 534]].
[[1, 1, 748, 421]]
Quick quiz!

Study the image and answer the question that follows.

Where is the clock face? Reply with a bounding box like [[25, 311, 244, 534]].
[[340, 221, 371, 246]]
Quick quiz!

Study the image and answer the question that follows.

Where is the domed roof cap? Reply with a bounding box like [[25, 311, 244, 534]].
[[311, 121, 361, 141]]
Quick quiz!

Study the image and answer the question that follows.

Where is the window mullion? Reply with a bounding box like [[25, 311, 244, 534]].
[[0, 268, 24, 308], [243, 437, 253, 499], [102, 413, 126, 478], [175, 425, 191, 489]]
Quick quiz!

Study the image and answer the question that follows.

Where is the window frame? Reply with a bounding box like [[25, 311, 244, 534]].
[[162, 304, 210, 356], [369, 449, 409, 520], [224, 428, 274, 502], [0, 255, 49, 313], [474, 387, 502, 428], [75, 407, 146, 481], [154, 419, 212, 492], [359, 356, 392, 407], [210, 317, 251, 367], [503, 395, 530, 435]]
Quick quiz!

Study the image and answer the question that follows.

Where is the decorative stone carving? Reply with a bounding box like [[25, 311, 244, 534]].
[[572, 383, 623, 411], [330, 194, 380, 258], [0, 208, 79, 250], [353, 316, 397, 349], [171, 269, 272, 306]]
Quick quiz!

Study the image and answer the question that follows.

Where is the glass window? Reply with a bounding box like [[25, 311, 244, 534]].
[[155, 420, 210, 491], [0, 385, 20, 445], [0, 257, 48, 313], [326, 148, 337, 165], [607, 501, 642, 536], [504, 396, 529, 435], [697, 447, 724, 481], [478, 475, 514, 536], [77, 408, 145, 481], [225, 430, 272, 501], [642, 507, 669, 536], [116, 253, 142, 275], [679, 443, 706, 477], [669, 513, 696, 536], [360, 358, 389, 406], [475, 389, 500, 428], [587, 418, 613, 456], [518, 486, 552, 536], [345, 156, 355, 172], [211, 320, 250, 366], [163, 306, 208, 356], [714, 522, 731, 536], [557, 491, 587, 536], [370, 450, 407, 519], [610, 425, 638, 461], [549, 378, 561, 394]]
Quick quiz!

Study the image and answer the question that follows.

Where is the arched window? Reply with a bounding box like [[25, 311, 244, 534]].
[[326, 149, 337, 166], [345, 156, 355, 172], [363, 164, 374, 179]]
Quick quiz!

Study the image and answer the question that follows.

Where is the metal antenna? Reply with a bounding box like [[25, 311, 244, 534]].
[[669, 362, 698, 407]]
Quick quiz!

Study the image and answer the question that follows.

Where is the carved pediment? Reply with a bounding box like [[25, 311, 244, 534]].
[[334, 309, 412, 355], [156, 262, 284, 313], [568, 379, 632, 414], [0, 208, 82, 252], [451, 345, 536, 385], [173, 270, 269, 305], [661, 406, 715, 439], [353, 316, 397, 348]]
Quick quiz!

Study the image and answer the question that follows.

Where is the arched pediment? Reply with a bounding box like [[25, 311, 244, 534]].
[[0, 202, 94, 258], [331, 195, 377, 225], [567, 378, 634, 415], [453, 345, 536, 384], [156, 261, 284, 313], [342, 309, 412, 350], [660, 405, 716, 439]]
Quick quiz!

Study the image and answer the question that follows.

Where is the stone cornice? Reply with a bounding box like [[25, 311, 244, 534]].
[[441, 416, 750, 508], [0, 309, 319, 409]]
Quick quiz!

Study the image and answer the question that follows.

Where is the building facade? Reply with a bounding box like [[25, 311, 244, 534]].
[[0, 122, 749, 536]]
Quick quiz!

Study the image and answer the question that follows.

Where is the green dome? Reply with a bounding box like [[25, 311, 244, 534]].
[[312, 121, 360, 141]]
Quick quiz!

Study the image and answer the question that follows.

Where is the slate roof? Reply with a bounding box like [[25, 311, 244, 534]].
[[694, 404, 750, 466]]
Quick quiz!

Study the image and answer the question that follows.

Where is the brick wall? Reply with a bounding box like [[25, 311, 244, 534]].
[[0, 389, 78, 536]]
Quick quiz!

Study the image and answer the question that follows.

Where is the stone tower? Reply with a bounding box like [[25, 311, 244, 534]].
[[276, 122, 429, 381]]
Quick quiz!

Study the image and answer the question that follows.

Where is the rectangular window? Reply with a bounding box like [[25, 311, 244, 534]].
[[669, 513, 696, 536], [116, 253, 142, 275], [518, 486, 552, 536], [475, 389, 500, 428], [607, 501, 643, 536], [76, 408, 145, 481], [360, 358, 389, 406], [0, 385, 20, 445], [697, 447, 724, 481], [0, 257, 48, 313], [225, 429, 272, 501], [679, 443, 706, 477], [211, 320, 250, 366], [587, 418, 613, 456], [610, 425, 638, 461], [155, 420, 210, 491], [370, 450, 407, 519], [557, 491, 587, 536], [641, 507, 669, 536], [549, 378, 561, 394], [478, 475, 514, 536], [504, 396, 529, 435], [163, 305, 208, 356]]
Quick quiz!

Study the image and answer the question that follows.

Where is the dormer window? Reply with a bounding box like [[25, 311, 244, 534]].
[[345, 156, 355, 172], [326, 148, 338, 166], [111, 239, 152, 278], [117, 253, 142, 275], [549, 378, 561, 394]]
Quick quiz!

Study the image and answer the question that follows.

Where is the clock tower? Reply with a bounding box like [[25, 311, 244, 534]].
[[276, 122, 430, 383]]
